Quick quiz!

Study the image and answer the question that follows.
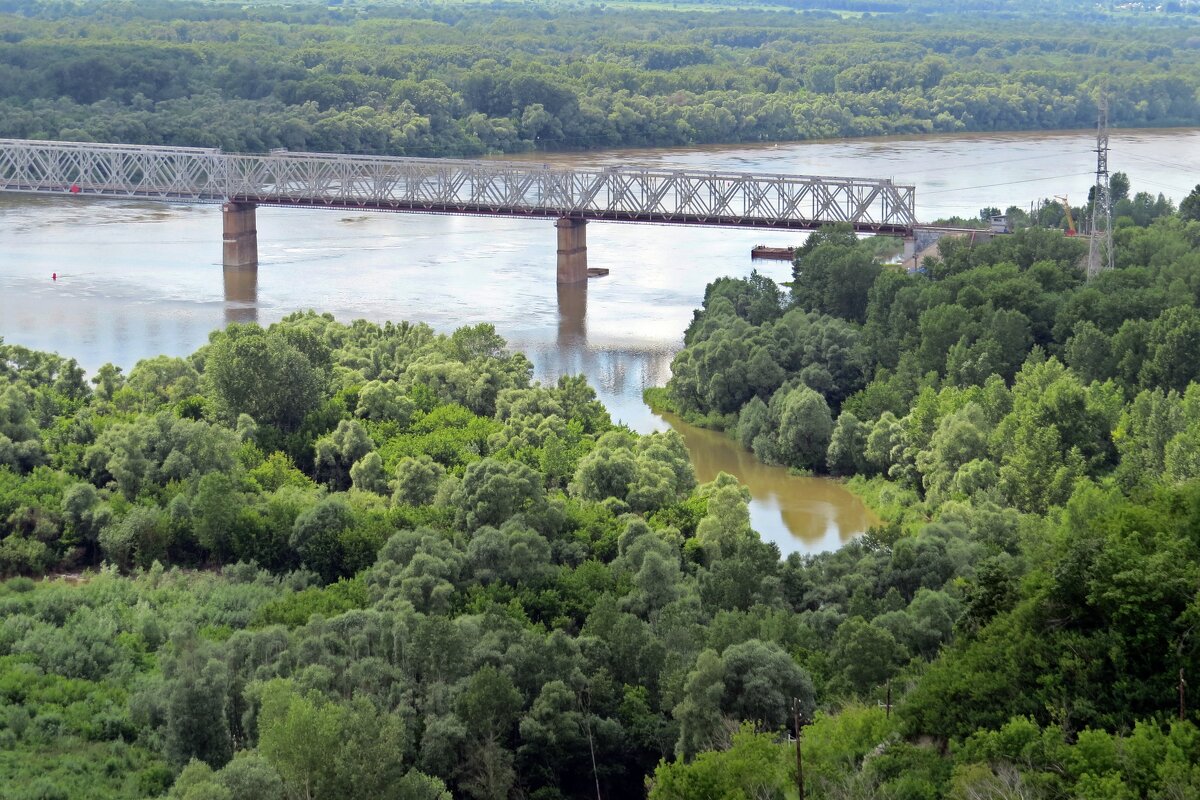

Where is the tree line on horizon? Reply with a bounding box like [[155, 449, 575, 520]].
[[0, 0, 1198, 156]]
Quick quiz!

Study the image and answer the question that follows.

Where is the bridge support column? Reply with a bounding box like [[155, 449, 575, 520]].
[[556, 217, 587, 284], [223, 202, 258, 268], [223, 264, 258, 325]]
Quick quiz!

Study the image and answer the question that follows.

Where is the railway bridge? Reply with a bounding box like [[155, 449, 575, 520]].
[[0, 137, 918, 283]]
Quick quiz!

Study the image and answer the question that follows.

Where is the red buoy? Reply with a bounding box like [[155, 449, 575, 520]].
[[69, 184, 80, 194]]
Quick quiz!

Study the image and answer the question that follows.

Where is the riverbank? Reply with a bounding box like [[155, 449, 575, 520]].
[[643, 387, 733, 431], [652, 377, 918, 541], [643, 384, 882, 554], [843, 475, 925, 535]]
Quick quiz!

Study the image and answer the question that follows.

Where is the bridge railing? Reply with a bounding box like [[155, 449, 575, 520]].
[[0, 138, 226, 199], [0, 138, 917, 232]]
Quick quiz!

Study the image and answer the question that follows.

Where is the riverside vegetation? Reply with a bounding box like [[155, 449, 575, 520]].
[[1, 0, 1199, 155], [3, 179, 1200, 799]]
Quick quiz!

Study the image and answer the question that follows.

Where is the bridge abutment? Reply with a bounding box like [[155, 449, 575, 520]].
[[222, 202, 258, 268], [556, 217, 587, 284]]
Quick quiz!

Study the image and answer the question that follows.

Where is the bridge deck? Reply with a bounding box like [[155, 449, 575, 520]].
[[0, 138, 916, 234]]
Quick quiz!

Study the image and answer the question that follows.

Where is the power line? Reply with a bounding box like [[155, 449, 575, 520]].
[[898, 150, 1065, 176], [922, 171, 1093, 195], [1123, 176, 1194, 195], [1121, 151, 1199, 173]]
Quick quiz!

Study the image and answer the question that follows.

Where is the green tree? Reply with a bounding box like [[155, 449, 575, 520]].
[[349, 452, 389, 495], [1141, 306, 1200, 393], [1179, 184, 1200, 222], [164, 627, 233, 770], [768, 385, 833, 471], [792, 223, 881, 324], [355, 380, 416, 424], [258, 680, 342, 800], [694, 474, 753, 557], [735, 396, 771, 455], [99, 505, 167, 571], [457, 666, 522, 800], [290, 495, 354, 582], [205, 324, 324, 431], [314, 419, 374, 490], [215, 752, 285, 800], [673, 649, 729, 759], [392, 454, 446, 506], [827, 410, 868, 475], [193, 471, 243, 562], [831, 616, 906, 695], [722, 639, 815, 731], [1065, 320, 1114, 385], [651, 724, 791, 800], [451, 457, 545, 530]]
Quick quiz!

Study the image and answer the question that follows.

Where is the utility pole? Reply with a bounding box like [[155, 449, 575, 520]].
[[1087, 95, 1115, 279], [579, 687, 602, 800], [1180, 668, 1187, 722], [792, 698, 806, 800]]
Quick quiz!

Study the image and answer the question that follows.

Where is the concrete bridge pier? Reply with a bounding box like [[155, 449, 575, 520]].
[[222, 202, 258, 268], [556, 217, 587, 284], [557, 281, 587, 348]]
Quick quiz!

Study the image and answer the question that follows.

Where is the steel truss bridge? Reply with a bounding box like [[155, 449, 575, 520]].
[[0, 138, 917, 234]]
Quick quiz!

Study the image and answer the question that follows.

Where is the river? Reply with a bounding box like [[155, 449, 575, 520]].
[[2, 128, 1197, 555]]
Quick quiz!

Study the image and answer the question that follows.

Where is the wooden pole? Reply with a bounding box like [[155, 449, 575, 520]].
[[580, 687, 602, 800], [1180, 668, 1187, 722], [792, 698, 805, 800]]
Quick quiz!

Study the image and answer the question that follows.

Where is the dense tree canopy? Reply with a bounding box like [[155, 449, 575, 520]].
[[3, 2, 1200, 793], [0, 0, 1198, 155]]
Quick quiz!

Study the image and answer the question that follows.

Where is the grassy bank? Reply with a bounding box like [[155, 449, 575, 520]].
[[643, 387, 735, 431], [844, 474, 927, 534]]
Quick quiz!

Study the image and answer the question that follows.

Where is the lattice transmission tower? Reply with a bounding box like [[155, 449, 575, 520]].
[[1087, 96, 1115, 279]]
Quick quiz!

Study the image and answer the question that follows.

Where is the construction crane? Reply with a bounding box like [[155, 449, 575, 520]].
[[1055, 195, 1077, 237]]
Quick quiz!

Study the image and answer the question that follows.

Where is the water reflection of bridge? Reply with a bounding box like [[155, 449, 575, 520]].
[[2, 138, 917, 284]]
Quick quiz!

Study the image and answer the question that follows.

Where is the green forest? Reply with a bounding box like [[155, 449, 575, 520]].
[[3, 170, 1200, 798], [0, 0, 1198, 155], [5, 1, 1200, 798]]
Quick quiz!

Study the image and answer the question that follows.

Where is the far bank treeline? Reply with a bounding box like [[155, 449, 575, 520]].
[[1, 0, 1199, 155]]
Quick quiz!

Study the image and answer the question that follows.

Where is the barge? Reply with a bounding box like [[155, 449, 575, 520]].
[[751, 245, 794, 260]]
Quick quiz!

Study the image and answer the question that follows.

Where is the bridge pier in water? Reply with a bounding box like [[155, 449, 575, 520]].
[[222, 202, 258, 268], [556, 217, 587, 284], [223, 264, 259, 325]]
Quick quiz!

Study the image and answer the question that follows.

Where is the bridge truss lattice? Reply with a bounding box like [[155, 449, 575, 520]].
[[0, 138, 916, 234]]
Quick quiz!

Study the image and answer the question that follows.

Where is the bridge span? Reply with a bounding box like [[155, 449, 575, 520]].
[[0, 137, 917, 283]]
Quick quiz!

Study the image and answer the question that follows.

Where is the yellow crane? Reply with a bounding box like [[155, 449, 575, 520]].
[[1054, 195, 1077, 237]]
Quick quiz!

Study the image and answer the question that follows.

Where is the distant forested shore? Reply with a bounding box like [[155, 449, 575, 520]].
[[0, 0, 1198, 155]]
